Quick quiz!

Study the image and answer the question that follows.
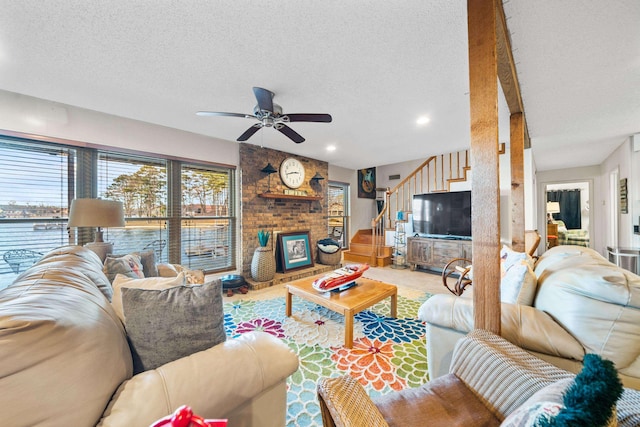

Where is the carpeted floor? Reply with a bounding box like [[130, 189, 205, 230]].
[[222, 268, 435, 426]]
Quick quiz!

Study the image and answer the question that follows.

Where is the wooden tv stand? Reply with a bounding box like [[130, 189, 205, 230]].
[[407, 236, 472, 272]]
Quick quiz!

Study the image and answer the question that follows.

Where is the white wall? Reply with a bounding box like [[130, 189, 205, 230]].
[[601, 136, 634, 249], [328, 164, 371, 241], [0, 90, 239, 165]]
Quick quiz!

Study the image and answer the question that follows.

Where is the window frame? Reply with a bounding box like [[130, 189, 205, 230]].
[[0, 134, 237, 284]]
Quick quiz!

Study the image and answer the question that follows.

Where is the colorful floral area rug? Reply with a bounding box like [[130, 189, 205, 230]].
[[223, 289, 432, 427]]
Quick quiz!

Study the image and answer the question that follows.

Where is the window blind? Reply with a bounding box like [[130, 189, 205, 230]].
[[328, 182, 349, 248], [0, 138, 75, 284], [0, 136, 237, 288]]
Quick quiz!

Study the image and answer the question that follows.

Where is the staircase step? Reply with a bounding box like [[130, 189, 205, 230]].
[[342, 251, 374, 264], [342, 251, 392, 267], [349, 242, 372, 254]]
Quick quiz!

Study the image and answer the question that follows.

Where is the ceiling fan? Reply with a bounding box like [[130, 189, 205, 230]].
[[196, 87, 332, 144]]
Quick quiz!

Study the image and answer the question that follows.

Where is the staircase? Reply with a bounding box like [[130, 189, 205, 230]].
[[343, 145, 505, 266]]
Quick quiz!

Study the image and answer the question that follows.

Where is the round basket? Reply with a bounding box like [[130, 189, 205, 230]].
[[318, 249, 342, 265]]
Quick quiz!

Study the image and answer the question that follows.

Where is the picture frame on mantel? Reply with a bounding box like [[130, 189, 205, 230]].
[[358, 167, 376, 199], [276, 230, 314, 273]]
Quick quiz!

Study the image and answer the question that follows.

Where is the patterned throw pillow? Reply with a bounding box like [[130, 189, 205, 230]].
[[110, 250, 158, 278], [103, 254, 144, 282], [121, 279, 226, 374]]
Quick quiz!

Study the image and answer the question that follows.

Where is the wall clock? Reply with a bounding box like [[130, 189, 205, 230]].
[[280, 157, 305, 189]]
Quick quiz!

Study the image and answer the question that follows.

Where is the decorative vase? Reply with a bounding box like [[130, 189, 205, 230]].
[[251, 246, 276, 282]]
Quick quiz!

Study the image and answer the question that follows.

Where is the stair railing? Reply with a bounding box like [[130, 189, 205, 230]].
[[371, 149, 471, 259]]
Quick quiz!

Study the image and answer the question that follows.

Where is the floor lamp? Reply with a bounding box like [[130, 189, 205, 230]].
[[68, 198, 125, 261]]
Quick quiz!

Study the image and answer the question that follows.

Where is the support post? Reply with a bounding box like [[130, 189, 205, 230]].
[[468, 0, 501, 334], [510, 112, 525, 252]]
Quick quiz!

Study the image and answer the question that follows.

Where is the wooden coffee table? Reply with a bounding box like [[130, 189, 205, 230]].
[[285, 275, 397, 348]]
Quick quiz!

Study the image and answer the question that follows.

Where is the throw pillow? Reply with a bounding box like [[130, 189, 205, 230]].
[[111, 272, 186, 323], [103, 254, 144, 282], [121, 279, 226, 374], [111, 250, 158, 278], [156, 263, 179, 277], [500, 354, 622, 427], [173, 264, 205, 284], [156, 264, 204, 284], [501, 245, 534, 270], [500, 260, 537, 306]]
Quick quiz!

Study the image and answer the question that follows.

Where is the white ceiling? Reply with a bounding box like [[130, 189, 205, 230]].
[[1, 1, 638, 171]]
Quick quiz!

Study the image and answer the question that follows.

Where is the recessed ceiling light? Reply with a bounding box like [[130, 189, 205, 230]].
[[416, 116, 430, 126], [326, 145, 336, 152]]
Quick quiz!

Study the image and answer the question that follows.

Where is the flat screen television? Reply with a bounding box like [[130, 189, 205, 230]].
[[412, 191, 472, 239]]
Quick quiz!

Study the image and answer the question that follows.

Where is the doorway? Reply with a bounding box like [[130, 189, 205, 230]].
[[545, 181, 592, 249]]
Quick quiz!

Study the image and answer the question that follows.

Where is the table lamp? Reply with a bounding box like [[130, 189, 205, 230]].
[[546, 201, 560, 223], [68, 198, 125, 261]]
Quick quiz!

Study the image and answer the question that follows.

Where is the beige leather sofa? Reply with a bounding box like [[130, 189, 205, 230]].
[[419, 245, 640, 390], [0, 246, 299, 427]]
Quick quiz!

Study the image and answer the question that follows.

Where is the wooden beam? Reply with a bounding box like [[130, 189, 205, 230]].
[[495, 2, 531, 148], [468, 0, 501, 334], [510, 112, 525, 252]]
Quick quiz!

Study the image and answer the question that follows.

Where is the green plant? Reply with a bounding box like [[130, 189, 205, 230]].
[[257, 229, 270, 247]]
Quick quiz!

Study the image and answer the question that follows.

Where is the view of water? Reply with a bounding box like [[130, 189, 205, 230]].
[[0, 221, 232, 289]]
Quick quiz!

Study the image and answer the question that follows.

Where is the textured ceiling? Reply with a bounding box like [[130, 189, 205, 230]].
[[0, 1, 638, 171]]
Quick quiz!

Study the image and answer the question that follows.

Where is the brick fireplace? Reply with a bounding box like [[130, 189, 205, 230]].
[[239, 144, 334, 288]]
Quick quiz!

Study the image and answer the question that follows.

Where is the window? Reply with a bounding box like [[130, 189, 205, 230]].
[[0, 135, 236, 288], [0, 139, 75, 287], [328, 182, 349, 248]]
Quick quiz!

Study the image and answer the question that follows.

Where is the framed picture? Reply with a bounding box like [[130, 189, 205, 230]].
[[276, 231, 314, 273], [358, 167, 376, 199], [620, 178, 628, 214]]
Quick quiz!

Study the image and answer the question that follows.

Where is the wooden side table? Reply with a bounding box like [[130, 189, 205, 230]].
[[547, 223, 558, 248]]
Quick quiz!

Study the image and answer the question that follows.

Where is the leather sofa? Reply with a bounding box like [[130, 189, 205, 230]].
[[419, 245, 640, 390], [0, 246, 299, 427]]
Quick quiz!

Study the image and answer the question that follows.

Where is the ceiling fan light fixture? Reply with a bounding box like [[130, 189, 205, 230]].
[[197, 87, 331, 144]]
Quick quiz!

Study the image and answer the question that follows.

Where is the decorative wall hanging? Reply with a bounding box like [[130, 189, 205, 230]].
[[620, 178, 628, 214], [358, 167, 376, 199]]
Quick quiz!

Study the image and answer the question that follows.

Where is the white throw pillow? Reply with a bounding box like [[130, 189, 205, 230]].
[[501, 244, 534, 270], [111, 272, 185, 323], [500, 260, 537, 305]]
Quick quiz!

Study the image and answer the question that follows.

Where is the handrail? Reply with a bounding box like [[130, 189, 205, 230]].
[[371, 149, 471, 259]]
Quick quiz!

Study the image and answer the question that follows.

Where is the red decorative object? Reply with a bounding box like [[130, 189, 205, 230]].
[[150, 405, 227, 427], [312, 264, 370, 292]]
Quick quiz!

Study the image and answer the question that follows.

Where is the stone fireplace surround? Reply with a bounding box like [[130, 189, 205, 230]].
[[240, 144, 336, 289]]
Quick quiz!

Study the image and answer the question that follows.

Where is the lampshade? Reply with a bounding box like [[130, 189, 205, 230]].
[[311, 172, 325, 181], [546, 201, 560, 214], [261, 163, 277, 174], [68, 199, 125, 228]]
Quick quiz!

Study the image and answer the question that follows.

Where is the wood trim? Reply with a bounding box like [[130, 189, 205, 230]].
[[510, 112, 526, 252], [468, 0, 501, 334], [495, 2, 530, 148], [258, 193, 322, 201]]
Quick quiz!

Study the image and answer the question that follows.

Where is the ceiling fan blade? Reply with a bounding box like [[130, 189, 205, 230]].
[[237, 124, 262, 141], [196, 111, 255, 119], [253, 87, 274, 112], [285, 113, 333, 123], [277, 124, 305, 143]]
